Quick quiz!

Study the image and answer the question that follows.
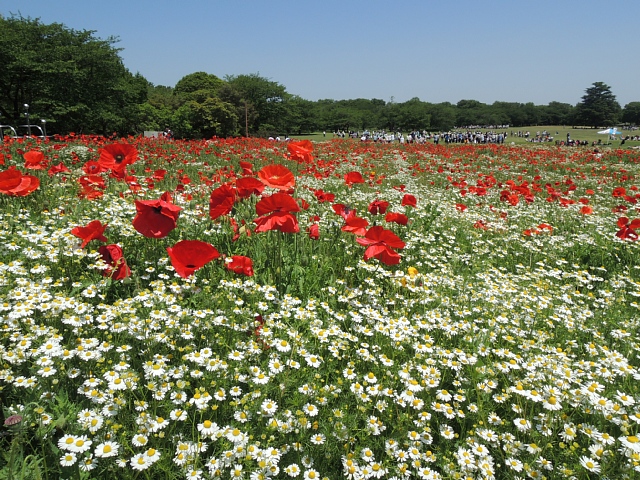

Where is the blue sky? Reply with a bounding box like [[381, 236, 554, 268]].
[[4, 0, 639, 106]]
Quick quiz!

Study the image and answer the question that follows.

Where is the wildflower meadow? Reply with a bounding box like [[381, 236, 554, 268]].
[[0, 136, 639, 480]]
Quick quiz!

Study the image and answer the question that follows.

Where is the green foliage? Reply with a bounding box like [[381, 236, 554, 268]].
[[0, 14, 147, 136], [622, 101, 640, 125], [574, 81, 621, 127]]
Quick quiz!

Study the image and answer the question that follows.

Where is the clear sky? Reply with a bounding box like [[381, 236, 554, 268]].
[[3, 0, 639, 106]]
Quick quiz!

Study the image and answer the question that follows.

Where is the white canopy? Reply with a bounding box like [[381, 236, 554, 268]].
[[597, 127, 622, 135]]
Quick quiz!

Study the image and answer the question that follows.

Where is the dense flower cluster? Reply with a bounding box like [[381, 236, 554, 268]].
[[0, 136, 639, 479]]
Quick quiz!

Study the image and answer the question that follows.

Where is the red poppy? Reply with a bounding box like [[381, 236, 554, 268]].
[[239, 161, 254, 176], [385, 212, 408, 226], [47, 162, 71, 176], [98, 143, 138, 173], [153, 169, 167, 181], [287, 140, 314, 163], [368, 199, 389, 215], [401, 194, 417, 208], [209, 183, 237, 220], [225, 255, 254, 276], [257, 164, 295, 190], [82, 161, 108, 175], [308, 223, 320, 240], [616, 217, 640, 241], [344, 171, 365, 186], [254, 192, 300, 233], [236, 176, 265, 199], [71, 220, 108, 248], [341, 216, 369, 236], [580, 206, 593, 215], [612, 187, 627, 198], [455, 203, 468, 212], [297, 197, 310, 210], [0, 167, 40, 196], [98, 244, 131, 280], [474, 220, 489, 230], [78, 175, 106, 190], [313, 189, 335, 203], [23, 150, 48, 170], [356, 226, 405, 265], [332, 203, 357, 220], [0, 154, 4, 165], [132, 197, 182, 238], [166, 240, 220, 278]]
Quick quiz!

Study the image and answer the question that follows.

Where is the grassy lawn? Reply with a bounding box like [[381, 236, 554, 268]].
[[291, 126, 640, 148]]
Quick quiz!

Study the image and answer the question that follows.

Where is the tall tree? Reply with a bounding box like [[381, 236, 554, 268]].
[[225, 73, 288, 134], [574, 82, 621, 127], [621, 102, 640, 125], [0, 15, 146, 135]]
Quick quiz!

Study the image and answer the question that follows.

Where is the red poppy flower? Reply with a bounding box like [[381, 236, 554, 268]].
[[0, 154, 4, 165], [401, 194, 417, 208], [368, 199, 389, 215], [455, 203, 468, 212], [239, 161, 253, 176], [23, 150, 48, 170], [257, 164, 295, 190], [82, 161, 108, 175], [78, 175, 106, 190], [98, 244, 131, 280], [254, 192, 300, 233], [0, 167, 40, 196], [314, 189, 335, 203], [344, 171, 365, 186], [580, 206, 593, 215], [132, 197, 182, 238], [341, 216, 369, 236], [47, 163, 71, 176], [153, 169, 167, 181], [385, 212, 408, 226], [236, 176, 265, 199], [98, 143, 138, 173], [332, 203, 357, 220], [356, 226, 405, 265], [225, 255, 254, 276], [166, 240, 220, 278], [616, 217, 640, 241], [209, 183, 237, 220], [71, 220, 108, 248], [287, 140, 314, 163], [308, 223, 320, 240], [612, 187, 627, 198], [297, 197, 310, 210]]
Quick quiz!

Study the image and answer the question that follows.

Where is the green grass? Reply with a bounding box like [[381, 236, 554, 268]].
[[291, 126, 640, 148]]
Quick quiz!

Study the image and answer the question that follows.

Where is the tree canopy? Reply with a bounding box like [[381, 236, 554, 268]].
[[0, 14, 148, 135], [574, 82, 621, 127]]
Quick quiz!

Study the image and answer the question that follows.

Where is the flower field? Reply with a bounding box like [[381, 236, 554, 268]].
[[1, 136, 639, 479]]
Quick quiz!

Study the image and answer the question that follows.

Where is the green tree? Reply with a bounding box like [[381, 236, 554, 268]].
[[0, 15, 147, 135], [574, 82, 621, 127], [428, 102, 456, 131], [541, 101, 575, 125], [225, 73, 288, 134], [173, 71, 224, 99], [621, 102, 640, 125]]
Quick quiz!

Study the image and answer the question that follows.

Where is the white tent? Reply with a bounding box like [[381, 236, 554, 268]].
[[597, 127, 622, 135]]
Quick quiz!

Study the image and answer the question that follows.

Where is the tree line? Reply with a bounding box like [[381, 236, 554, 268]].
[[2, 15, 639, 139]]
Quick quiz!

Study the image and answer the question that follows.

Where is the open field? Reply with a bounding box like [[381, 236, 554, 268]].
[[1, 137, 639, 479], [292, 126, 640, 149]]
